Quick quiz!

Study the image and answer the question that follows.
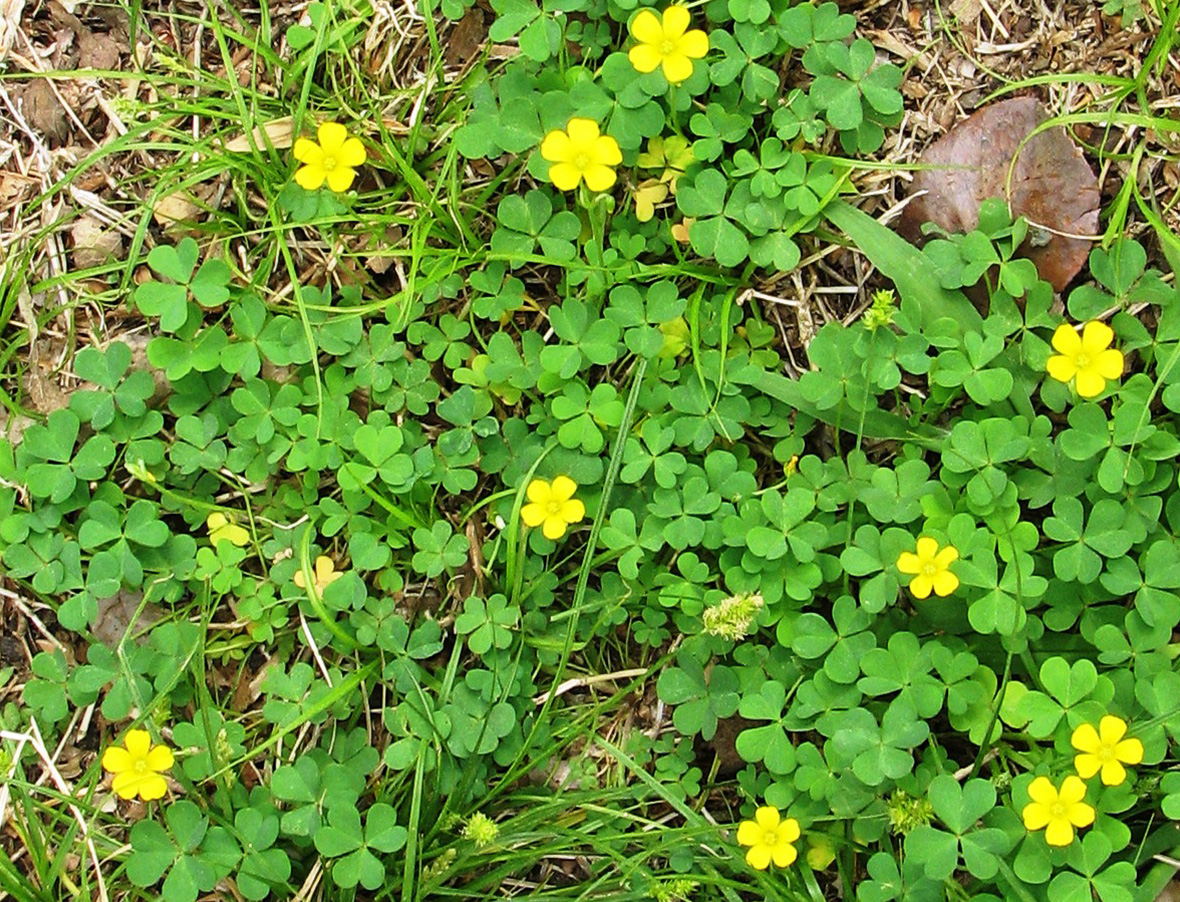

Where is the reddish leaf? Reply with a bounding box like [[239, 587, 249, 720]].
[[900, 96, 1099, 291]]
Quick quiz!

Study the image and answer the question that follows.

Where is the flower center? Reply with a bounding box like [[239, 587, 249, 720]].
[[574, 152, 592, 171], [547, 500, 565, 516], [1075, 353, 1090, 368], [922, 562, 938, 577], [660, 38, 677, 55], [1098, 746, 1114, 762], [322, 154, 339, 172], [761, 829, 778, 846], [135, 760, 148, 773], [1050, 801, 1068, 819]]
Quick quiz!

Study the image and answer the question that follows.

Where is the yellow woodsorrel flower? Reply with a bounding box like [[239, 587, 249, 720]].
[[1022, 775, 1094, 846], [1071, 715, 1144, 786], [294, 555, 344, 593], [520, 476, 585, 540], [737, 806, 800, 869], [293, 121, 367, 192], [1045, 321, 1124, 398], [207, 512, 250, 547], [627, 6, 709, 84], [896, 537, 959, 599], [102, 729, 174, 801], [540, 119, 622, 192]]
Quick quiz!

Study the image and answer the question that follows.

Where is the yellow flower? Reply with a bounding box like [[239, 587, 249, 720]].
[[294, 555, 344, 592], [636, 135, 694, 191], [737, 806, 800, 869], [1045, 321, 1124, 398], [1071, 715, 1144, 786], [540, 119, 622, 193], [293, 121, 367, 192], [1022, 775, 1094, 846], [634, 179, 670, 222], [207, 512, 250, 547], [102, 729, 174, 801], [627, 6, 709, 84], [520, 476, 586, 540], [896, 537, 959, 599]]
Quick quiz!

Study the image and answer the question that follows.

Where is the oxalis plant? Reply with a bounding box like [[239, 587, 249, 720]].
[[1, 0, 1178, 900]]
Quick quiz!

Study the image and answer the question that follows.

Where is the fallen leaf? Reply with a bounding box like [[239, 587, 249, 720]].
[[17, 80, 70, 144], [70, 214, 123, 269], [152, 189, 200, 229], [900, 96, 1100, 291], [222, 116, 295, 152]]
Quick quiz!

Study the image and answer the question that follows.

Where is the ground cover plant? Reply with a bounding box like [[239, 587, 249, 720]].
[[0, 0, 1179, 900]]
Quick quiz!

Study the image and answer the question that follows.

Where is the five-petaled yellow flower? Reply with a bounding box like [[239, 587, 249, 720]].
[[1022, 775, 1094, 847], [295, 555, 344, 593], [627, 6, 709, 84], [737, 806, 800, 869], [520, 476, 586, 540], [896, 537, 959, 599], [207, 512, 250, 547], [541, 119, 622, 193], [102, 729, 174, 801], [1045, 321, 1124, 398], [1071, 715, 1144, 786], [293, 121, 367, 193]]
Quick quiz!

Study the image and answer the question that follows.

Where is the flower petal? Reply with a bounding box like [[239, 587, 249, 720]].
[[317, 121, 349, 153], [521, 502, 547, 528], [1073, 752, 1101, 779], [771, 841, 798, 867], [596, 135, 622, 166], [678, 28, 709, 59], [566, 117, 601, 147], [780, 817, 801, 842], [1045, 353, 1078, 384], [1114, 737, 1144, 765], [907, 575, 933, 599], [102, 747, 133, 773], [628, 43, 664, 74], [583, 164, 618, 193], [1080, 320, 1114, 354], [914, 536, 939, 561], [136, 773, 169, 802], [1051, 324, 1082, 356], [541, 129, 573, 163], [754, 806, 780, 829], [527, 478, 552, 503], [1058, 775, 1088, 805], [542, 515, 569, 540], [295, 164, 327, 190], [550, 475, 578, 502], [737, 820, 761, 845], [661, 54, 695, 84], [930, 569, 959, 597], [1071, 722, 1100, 754], [562, 498, 586, 524], [896, 551, 921, 575], [662, 5, 691, 38], [1095, 348, 1124, 380], [125, 730, 152, 758], [1099, 759, 1127, 787], [338, 136, 367, 167], [326, 166, 357, 193], [548, 162, 583, 191], [111, 770, 146, 800], [145, 745, 175, 772], [746, 844, 772, 870], [1044, 818, 1074, 847], [1066, 800, 1095, 828], [1027, 776, 1058, 805], [933, 545, 959, 568], [630, 9, 664, 44], [1098, 715, 1127, 745], [293, 137, 323, 166], [1074, 369, 1106, 399], [1022, 802, 1050, 831]]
